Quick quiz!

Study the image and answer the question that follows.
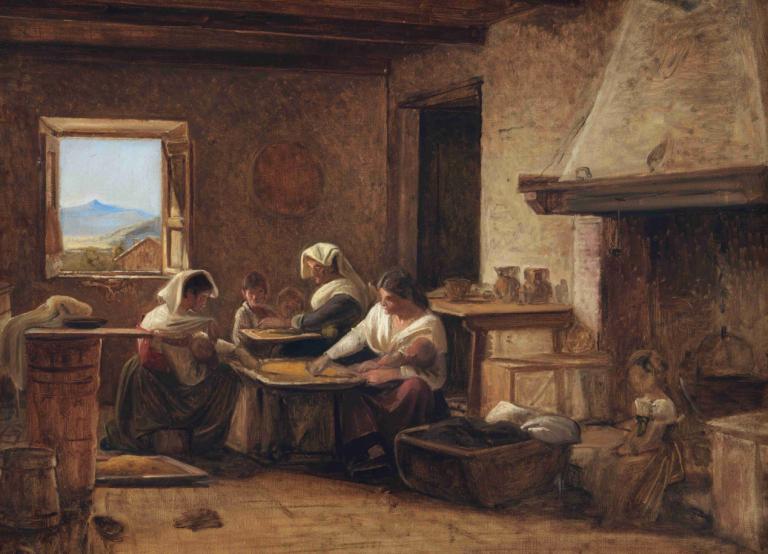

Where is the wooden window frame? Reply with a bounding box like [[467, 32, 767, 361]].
[[39, 117, 192, 278]]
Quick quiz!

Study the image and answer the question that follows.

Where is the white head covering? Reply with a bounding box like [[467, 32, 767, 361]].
[[300, 243, 373, 310], [141, 269, 218, 336]]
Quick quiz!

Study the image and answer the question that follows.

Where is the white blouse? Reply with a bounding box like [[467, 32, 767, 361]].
[[634, 396, 677, 423], [325, 303, 448, 390]]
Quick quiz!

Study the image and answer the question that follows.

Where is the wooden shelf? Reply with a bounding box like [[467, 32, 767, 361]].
[[430, 299, 572, 330], [487, 352, 612, 368], [518, 165, 768, 215], [26, 327, 152, 339]]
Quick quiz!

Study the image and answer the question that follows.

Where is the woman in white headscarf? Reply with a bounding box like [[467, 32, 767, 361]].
[[259, 242, 374, 357], [104, 270, 240, 455]]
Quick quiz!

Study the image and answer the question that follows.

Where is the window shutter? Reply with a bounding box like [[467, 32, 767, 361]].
[[161, 136, 191, 273], [43, 133, 63, 278]]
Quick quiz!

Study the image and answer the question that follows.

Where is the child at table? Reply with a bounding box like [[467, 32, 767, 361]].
[[275, 286, 306, 323], [232, 271, 277, 346]]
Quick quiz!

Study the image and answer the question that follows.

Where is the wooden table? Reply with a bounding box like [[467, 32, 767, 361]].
[[239, 328, 326, 358], [227, 357, 363, 461], [708, 410, 768, 551], [24, 327, 151, 505], [239, 329, 323, 343], [429, 299, 573, 416]]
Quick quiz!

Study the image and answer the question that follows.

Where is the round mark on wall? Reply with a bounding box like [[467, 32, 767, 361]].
[[253, 143, 324, 217]]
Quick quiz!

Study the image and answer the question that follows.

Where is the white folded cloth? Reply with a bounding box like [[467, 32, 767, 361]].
[[0, 296, 92, 390], [485, 400, 581, 445]]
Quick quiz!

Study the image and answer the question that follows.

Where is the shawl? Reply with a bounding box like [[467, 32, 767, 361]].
[[140, 269, 218, 336], [300, 243, 374, 310], [139, 270, 219, 386]]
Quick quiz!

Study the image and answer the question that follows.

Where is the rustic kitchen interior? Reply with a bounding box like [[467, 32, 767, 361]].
[[0, 0, 766, 552]]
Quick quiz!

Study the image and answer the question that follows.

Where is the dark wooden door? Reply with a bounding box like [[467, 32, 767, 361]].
[[417, 108, 481, 290]]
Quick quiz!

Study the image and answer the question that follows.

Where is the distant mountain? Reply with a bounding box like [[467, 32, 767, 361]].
[[61, 200, 157, 237]]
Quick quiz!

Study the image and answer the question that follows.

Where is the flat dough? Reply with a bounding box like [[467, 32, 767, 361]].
[[97, 455, 186, 477], [260, 359, 354, 379]]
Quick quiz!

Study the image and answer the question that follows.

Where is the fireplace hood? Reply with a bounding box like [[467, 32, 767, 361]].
[[519, 0, 768, 215]]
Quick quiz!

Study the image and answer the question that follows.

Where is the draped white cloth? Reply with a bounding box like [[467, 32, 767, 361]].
[[0, 296, 92, 390], [325, 303, 448, 390], [300, 243, 374, 310]]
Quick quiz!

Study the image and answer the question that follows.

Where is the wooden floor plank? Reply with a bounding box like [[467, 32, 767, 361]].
[[85, 469, 739, 554]]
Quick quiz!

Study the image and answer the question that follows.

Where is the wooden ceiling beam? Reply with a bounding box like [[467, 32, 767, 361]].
[[1, 42, 390, 74], [6, 0, 580, 27], [0, 3, 486, 45], [0, 14, 423, 61]]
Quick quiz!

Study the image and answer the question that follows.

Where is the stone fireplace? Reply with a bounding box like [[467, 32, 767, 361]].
[[601, 207, 768, 418], [518, 0, 768, 417], [517, 1, 768, 535]]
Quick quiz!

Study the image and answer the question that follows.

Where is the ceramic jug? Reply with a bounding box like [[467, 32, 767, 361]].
[[493, 266, 521, 303], [523, 267, 553, 304]]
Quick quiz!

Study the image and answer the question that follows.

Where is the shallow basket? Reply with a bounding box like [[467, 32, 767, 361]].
[[395, 424, 568, 508]]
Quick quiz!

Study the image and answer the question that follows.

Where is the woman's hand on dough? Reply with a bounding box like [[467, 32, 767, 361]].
[[308, 354, 331, 376]]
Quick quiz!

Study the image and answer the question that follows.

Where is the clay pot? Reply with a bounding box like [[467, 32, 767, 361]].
[[522, 268, 553, 304], [444, 278, 472, 302], [493, 266, 521, 303]]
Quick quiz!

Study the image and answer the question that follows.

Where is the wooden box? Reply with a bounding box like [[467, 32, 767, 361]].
[[708, 411, 768, 551], [395, 424, 567, 508], [480, 353, 613, 422]]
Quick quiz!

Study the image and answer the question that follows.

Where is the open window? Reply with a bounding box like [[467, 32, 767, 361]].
[[40, 117, 192, 277]]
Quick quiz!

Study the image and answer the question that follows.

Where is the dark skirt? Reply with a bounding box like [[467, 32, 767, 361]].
[[105, 356, 241, 454], [341, 377, 448, 456]]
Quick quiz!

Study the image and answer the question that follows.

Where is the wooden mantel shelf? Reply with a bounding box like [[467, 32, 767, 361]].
[[518, 165, 768, 215]]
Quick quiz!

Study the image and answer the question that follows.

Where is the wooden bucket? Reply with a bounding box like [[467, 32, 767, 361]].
[[26, 337, 101, 504], [0, 446, 61, 529]]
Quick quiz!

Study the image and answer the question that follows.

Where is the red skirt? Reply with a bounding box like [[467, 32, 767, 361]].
[[341, 377, 447, 451]]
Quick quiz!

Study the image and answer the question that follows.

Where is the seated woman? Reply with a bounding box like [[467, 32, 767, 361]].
[[259, 242, 373, 357], [104, 270, 240, 455], [581, 350, 684, 527], [310, 268, 449, 472]]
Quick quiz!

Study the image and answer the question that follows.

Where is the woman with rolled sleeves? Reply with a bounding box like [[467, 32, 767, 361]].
[[309, 268, 449, 473]]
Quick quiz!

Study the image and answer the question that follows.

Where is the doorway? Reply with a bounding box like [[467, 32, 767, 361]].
[[417, 107, 482, 290]]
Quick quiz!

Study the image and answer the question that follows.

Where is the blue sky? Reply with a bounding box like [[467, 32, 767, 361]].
[[60, 137, 162, 215]]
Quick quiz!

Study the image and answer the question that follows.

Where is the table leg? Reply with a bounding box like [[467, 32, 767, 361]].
[[463, 322, 486, 417]]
